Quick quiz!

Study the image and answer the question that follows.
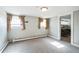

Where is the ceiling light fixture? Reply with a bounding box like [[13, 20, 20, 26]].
[[41, 7, 48, 12]]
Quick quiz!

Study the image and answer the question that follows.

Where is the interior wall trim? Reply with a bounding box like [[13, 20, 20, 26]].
[[0, 41, 9, 53], [12, 34, 48, 42], [48, 34, 60, 40], [72, 43, 79, 48]]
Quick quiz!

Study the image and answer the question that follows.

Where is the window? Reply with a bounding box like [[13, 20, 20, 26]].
[[40, 19, 46, 29], [38, 18, 49, 29], [11, 16, 21, 29]]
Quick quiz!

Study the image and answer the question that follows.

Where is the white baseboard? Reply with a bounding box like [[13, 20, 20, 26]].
[[71, 43, 79, 48], [0, 41, 9, 53], [13, 34, 47, 42], [48, 34, 60, 40]]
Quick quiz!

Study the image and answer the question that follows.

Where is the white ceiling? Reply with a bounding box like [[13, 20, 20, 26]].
[[0, 6, 79, 18]]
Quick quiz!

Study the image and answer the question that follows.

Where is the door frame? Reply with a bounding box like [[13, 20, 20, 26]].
[[59, 13, 73, 44]]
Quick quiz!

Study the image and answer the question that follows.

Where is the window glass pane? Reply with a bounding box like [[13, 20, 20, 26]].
[[40, 19, 46, 29], [11, 16, 21, 25], [11, 16, 21, 29]]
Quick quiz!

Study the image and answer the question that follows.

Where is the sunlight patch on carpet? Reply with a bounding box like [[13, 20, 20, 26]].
[[50, 41, 65, 48]]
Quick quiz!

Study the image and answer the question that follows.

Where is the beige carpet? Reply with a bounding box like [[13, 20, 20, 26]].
[[3, 37, 79, 53]]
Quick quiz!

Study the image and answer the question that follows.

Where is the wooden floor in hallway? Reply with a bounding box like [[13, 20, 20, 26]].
[[3, 37, 79, 53]]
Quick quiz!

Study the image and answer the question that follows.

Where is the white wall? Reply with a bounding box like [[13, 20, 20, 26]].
[[73, 10, 79, 45], [0, 9, 7, 52], [8, 16, 48, 41], [49, 16, 60, 40]]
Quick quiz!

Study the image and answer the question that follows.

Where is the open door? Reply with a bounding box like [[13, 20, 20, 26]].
[[60, 15, 71, 43]]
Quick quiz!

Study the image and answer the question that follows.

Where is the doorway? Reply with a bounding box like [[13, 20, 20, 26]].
[[60, 15, 71, 43]]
